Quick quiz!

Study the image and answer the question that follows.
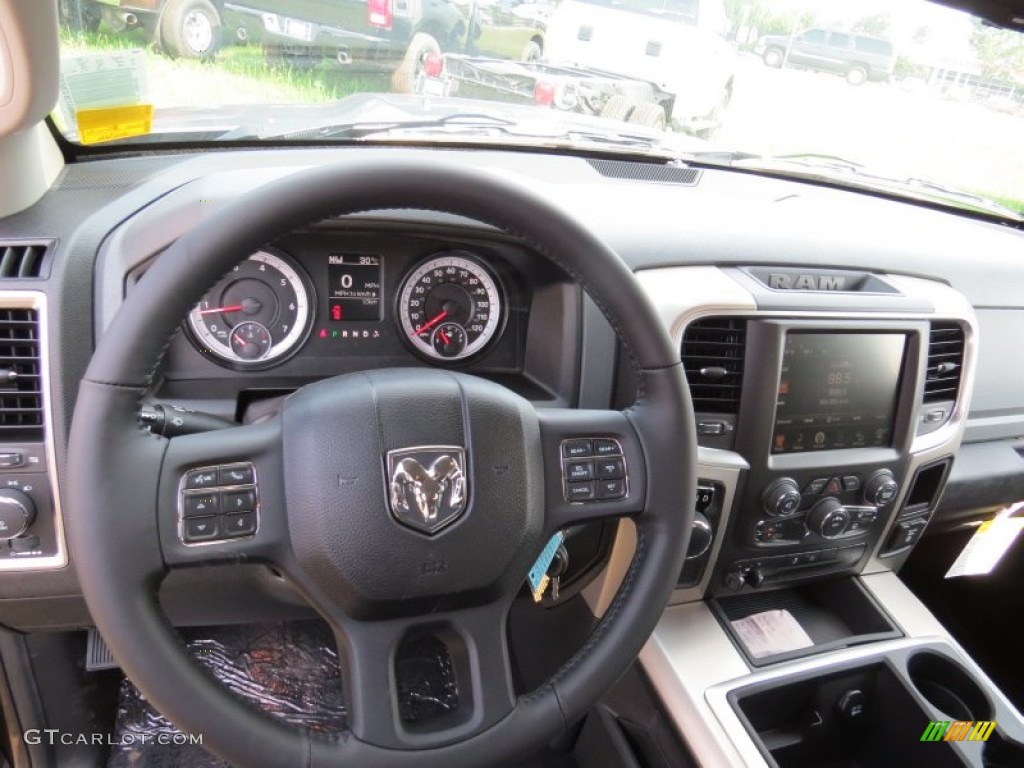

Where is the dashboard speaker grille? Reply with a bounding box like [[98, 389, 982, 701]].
[[0, 309, 43, 438], [681, 317, 747, 414], [587, 159, 701, 185], [924, 321, 965, 403]]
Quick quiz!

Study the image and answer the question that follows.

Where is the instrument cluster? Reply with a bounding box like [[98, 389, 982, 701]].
[[184, 240, 519, 371]]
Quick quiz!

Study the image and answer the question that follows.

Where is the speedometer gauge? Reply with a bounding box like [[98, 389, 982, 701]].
[[398, 252, 504, 362], [187, 249, 313, 369]]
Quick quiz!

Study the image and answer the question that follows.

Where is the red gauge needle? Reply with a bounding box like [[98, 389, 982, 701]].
[[439, 330, 451, 345], [415, 310, 449, 336], [198, 304, 244, 316], [232, 333, 246, 347]]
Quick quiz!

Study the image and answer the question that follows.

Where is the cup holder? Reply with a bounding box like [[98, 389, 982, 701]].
[[908, 651, 992, 722]]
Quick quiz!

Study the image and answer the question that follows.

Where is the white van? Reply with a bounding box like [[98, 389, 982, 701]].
[[544, 0, 736, 135]]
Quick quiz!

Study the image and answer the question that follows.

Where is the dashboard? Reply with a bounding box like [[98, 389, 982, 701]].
[[0, 146, 1022, 631]]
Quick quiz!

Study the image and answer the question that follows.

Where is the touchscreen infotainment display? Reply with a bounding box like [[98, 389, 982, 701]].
[[772, 332, 907, 454]]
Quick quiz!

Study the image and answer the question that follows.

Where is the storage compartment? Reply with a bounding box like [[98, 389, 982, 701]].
[[711, 578, 901, 666], [732, 662, 964, 768]]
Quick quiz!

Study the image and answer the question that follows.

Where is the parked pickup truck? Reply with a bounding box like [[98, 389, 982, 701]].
[[81, 0, 551, 93]]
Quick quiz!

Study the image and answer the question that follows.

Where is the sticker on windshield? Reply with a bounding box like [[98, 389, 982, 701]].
[[75, 104, 154, 145]]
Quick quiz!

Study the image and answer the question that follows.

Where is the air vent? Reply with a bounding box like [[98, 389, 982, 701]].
[[681, 317, 747, 414], [0, 242, 50, 279], [0, 309, 44, 439], [924, 321, 965, 403], [587, 159, 701, 185]]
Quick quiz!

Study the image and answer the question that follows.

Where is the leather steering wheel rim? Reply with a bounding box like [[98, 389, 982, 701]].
[[67, 157, 696, 768]]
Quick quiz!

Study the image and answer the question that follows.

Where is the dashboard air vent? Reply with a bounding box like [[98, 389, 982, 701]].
[[681, 317, 747, 414], [924, 322, 965, 403], [0, 309, 44, 438], [0, 242, 50, 278]]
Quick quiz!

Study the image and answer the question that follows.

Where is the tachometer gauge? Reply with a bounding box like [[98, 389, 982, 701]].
[[398, 253, 504, 362], [187, 249, 313, 368]]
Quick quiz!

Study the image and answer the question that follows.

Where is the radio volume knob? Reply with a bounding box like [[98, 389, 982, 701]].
[[807, 497, 851, 539], [762, 478, 802, 517], [864, 471, 899, 507], [0, 489, 36, 540]]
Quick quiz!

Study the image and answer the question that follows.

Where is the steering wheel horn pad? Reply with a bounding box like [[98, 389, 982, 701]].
[[67, 158, 696, 767]]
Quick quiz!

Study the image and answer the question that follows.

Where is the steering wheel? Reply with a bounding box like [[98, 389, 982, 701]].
[[67, 158, 696, 767]]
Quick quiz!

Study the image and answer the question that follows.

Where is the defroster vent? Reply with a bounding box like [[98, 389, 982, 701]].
[[924, 322, 965, 404], [0, 309, 44, 439], [681, 317, 747, 414]]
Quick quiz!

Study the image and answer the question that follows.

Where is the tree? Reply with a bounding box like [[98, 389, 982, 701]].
[[970, 20, 1024, 82], [852, 13, 892, 38], [723, 0, 818, 45]]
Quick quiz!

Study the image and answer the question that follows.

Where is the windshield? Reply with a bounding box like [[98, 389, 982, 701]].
[[55, 0, 1023, 215]]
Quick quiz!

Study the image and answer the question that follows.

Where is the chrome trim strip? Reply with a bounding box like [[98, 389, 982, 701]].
[[0, 292, 67, 570]]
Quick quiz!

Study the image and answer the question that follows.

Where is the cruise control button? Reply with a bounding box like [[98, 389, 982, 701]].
[[596, 457, 625, 480], [222, 489, 256, 513], [184, 516, 220, 542], [597, 478, 626, 500], [183, 493, 220, 517], [566, 481, 596, 502], [562, 440, 593, 459], [565, 461, 595, 482], [184, 469, 219, 489], [592, 439, 622, 457], [219, 464, 254, 485], [223, 511, 256, 538]]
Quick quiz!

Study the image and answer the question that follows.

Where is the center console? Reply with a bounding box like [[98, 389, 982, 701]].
[[623, 266, 1022, 767]]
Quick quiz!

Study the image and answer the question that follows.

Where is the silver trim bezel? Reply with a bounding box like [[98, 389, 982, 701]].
[[0, 291, 67, 570]]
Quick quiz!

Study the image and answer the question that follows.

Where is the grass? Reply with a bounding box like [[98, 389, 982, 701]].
[[59, 28, 388, 107]]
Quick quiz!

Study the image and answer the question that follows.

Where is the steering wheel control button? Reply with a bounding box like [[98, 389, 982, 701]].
[[596, 457, 625, 479], [592, 439, 621, 456], [219, 464, 254, 485], [223, 511, 256, 537], [179, 463, 258, 544], [184, 516, 220, 542], [597, 478, 626, 500], [184, 469, 219, 489], [565, 461, 595, 482], [562, 439, 593, 459], [567, 482, 597, 502], [222, 489, 256, 513], [183, 493, 220, 517], [561, 438, 627, 502]]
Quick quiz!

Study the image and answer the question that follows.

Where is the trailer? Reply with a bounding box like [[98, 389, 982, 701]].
[[415, 54, 677, 130]]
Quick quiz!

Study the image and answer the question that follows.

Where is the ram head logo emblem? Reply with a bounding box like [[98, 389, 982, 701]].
[[386, 446, 467, 534]]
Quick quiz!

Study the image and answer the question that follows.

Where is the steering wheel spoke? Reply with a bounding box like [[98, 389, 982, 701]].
[[158, 418, 290, 567], [331, 598, 516, 750], [536, 408, 647, 532]]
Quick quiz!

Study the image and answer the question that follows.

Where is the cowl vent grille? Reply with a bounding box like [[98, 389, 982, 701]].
[[0, 309, 43, 438], [0, 242, 50, 278], [681, 317, 747, 414], [924, 322, 965, 403]]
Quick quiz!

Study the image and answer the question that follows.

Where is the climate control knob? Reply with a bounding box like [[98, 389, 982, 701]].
[[0, 489, 35, 540], [864, 470, 899, 507], [762, 478, 802, 517], [807, 497, 851, 539]]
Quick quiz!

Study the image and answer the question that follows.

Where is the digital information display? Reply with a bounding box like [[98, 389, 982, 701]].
[[327, 254, 381, 322], [772, 332, 907, 454]]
